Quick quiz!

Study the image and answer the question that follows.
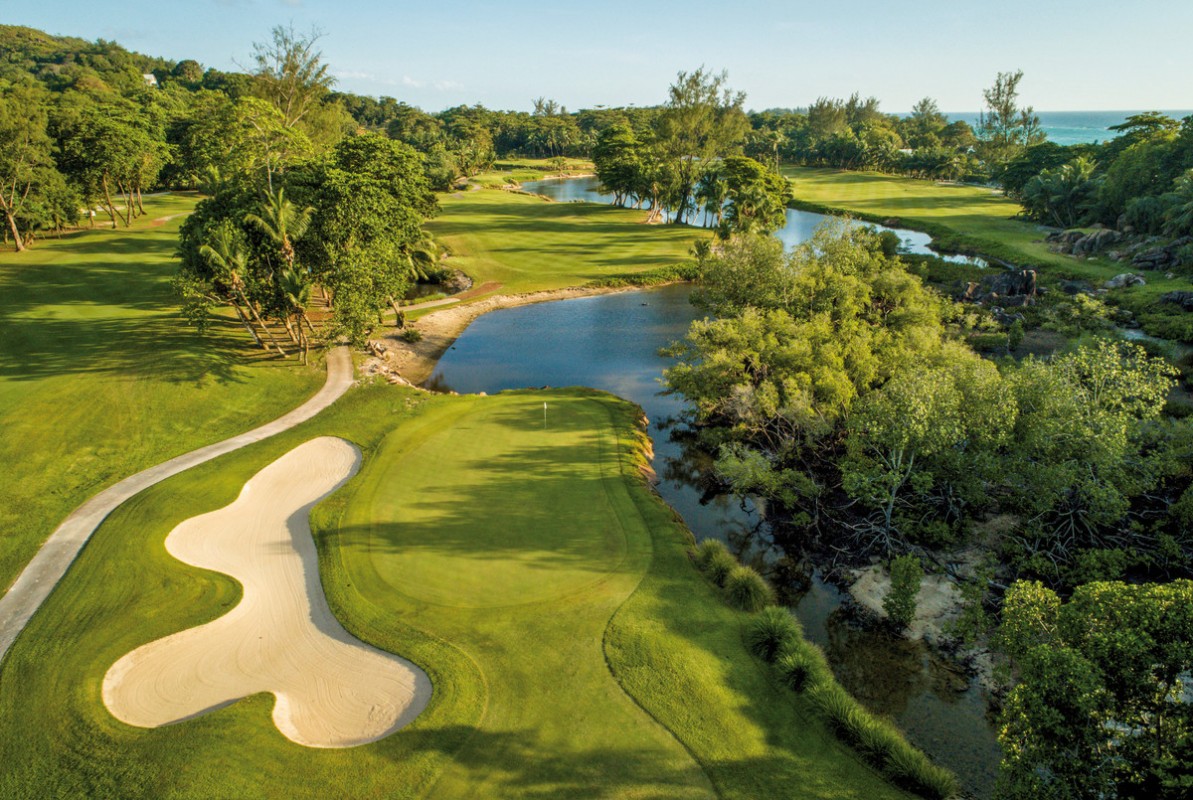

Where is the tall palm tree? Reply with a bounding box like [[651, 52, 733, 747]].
[[278, 267, 314, 364], [200, 226, 287, 356], [244, 186, 314, 270]]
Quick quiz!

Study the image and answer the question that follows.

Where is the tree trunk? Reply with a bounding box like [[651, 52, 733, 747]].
[[388, 296, 404, 326], [229, 301, 266, 349], [3, 209, 25, 253], [101, 175, 118, 228], [118, 183, 133, 226], [281, 314, 300, 344], [136, 184, 145, 216], [236, 288, 286, 356]]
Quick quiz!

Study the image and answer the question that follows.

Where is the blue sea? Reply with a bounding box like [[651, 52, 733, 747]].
[[947, 110, 1192, 146]]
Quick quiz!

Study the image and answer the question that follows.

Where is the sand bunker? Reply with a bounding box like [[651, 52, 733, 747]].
[[102, 437, 431, 748]]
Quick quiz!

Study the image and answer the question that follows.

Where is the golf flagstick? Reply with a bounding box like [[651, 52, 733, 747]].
[[543, 401, 547, 430]]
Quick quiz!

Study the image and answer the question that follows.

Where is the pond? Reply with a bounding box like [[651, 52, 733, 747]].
[[521, 176, 988, 267], [428, 284, 1002, 798]]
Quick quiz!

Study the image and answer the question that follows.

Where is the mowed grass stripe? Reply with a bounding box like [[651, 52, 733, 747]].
[[0, 194, 322, 592], [426, 188, 699, 296]]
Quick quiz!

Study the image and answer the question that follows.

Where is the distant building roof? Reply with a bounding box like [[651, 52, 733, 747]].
[[142, 73, 158, 87]]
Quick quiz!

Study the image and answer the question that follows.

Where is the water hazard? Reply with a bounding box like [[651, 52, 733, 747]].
[[429, 284, 1002, 797], [520, 176, 987, 267]]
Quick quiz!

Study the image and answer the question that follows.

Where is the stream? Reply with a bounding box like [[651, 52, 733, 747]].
[[428, 284, 1002, 798]]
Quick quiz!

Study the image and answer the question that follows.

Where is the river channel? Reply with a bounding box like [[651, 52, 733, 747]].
[[429, 284, 1002, 798]]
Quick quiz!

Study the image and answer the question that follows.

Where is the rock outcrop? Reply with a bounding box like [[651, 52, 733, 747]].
[[959, 268, 1038, 306], [1161, 290, 1193, 311], [1104, 273, 1147, 289]]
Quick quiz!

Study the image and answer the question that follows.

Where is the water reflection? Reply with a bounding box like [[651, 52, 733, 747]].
[[520, 176, 987, 267], [429, 284, 999, 797]]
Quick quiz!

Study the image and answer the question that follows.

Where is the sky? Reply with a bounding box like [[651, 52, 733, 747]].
[[4, 0, 1192, 113]]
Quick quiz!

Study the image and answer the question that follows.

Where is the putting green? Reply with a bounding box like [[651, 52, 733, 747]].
[[360, 396, 630, 607]]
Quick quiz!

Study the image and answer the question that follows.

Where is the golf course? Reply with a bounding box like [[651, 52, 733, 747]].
[[0, 375, 914, 799], [0, 195, 322, 593], [0, 178, 936, 799]]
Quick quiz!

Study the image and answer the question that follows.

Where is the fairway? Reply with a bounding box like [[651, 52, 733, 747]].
[[426, 188, 700, 296], [0, 194, 323, 592], [783, 166, 1126, 281], [0, 385, 910, 800]]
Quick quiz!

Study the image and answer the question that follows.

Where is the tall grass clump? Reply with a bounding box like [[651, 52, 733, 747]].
[[705, 550, 738, 587], [775, 642, 831, 692], [692, 538, 730, 571], [745, 607, 801, 662], [724, 565, 774, 611], [809, 683, 958, 799]]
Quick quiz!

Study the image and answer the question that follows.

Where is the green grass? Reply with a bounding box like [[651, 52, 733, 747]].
[[782, 167, 1193, 342], [425, 187, 699, 298], [468, 157, 595, 187], [0, 194, 322, 591], [0, 384, 911, 800]]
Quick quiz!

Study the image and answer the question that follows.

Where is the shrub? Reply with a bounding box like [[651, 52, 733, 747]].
[[723, 565, 774, 611], [745, 607, 801, 662], [776, 644, 830, 692], [883, 554, 923, 630], [400, 328, 423, 343], [705, 550, 738, 587], [810, 682, 860, 737], [692, 538, 730, 571]]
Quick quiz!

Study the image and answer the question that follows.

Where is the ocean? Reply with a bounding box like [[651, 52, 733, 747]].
[[947, 110, 1193, 146]]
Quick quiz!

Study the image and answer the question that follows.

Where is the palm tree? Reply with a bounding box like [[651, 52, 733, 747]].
[[244, 186, 314, 271], [199, 226, 287, 356], [278, 267, 314, 364], [1163, 170, 1193, 237], [695, 166, 727, 229]]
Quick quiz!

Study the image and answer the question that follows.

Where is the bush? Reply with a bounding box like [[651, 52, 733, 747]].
[[883, 554, 923, 630], [400, 328, 423, 343], [776, 644, 830, 692], [745, 607, 801, 662], [723, 565, 774, 611], [705, 550, 738, 587]]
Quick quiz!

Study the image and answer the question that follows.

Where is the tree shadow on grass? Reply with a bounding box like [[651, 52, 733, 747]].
[[381, 724, 713, 799], [0, 313, 269, 384]]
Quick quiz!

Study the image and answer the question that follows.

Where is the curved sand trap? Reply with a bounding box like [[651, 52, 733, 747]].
[[103, 437, 431, 748]]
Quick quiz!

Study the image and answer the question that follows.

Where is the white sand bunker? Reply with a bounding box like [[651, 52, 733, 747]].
[[103, 437, 431, 748]]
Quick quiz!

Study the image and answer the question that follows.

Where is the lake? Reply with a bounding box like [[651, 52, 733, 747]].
[[429, 284, 1002, 797], [521, 175, 987, 267]]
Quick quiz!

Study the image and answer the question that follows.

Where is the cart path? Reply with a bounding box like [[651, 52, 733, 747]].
[[0, 346, 355, 667]]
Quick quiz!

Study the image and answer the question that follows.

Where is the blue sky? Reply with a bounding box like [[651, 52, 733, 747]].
[[6, 0, 1192, 113]]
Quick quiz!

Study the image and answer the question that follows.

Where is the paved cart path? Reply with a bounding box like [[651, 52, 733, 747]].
[[0, 347, 355, 667]]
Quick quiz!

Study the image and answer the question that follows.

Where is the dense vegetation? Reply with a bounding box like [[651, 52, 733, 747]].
[[663, 222, 1193, 796], [668, 224, 1191, 580]]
